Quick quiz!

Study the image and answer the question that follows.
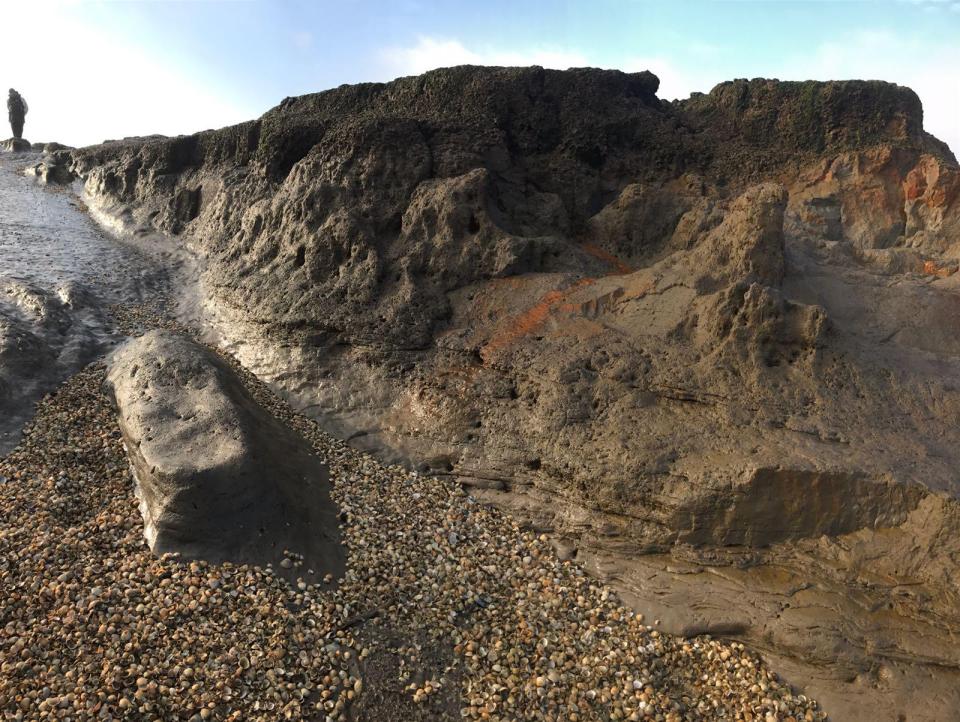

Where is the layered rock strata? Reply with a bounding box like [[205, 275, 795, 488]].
[[66, 67, 960, 719]]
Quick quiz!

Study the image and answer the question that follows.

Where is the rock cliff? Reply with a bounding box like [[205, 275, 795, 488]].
[[66, 66, 960, 720]]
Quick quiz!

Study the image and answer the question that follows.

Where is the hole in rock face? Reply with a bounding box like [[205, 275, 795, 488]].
[[294, 245, 306, 268], [526, 458, 542, 471], [389, 212, 403, 233], [468, 214, 481, 234]]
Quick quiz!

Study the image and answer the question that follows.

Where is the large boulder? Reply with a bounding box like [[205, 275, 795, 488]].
[[1, 138, 31, 152], [106, 330, 344, 578]]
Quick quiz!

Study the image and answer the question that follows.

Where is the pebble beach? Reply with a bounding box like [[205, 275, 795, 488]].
[[0, 294, 827, 721]]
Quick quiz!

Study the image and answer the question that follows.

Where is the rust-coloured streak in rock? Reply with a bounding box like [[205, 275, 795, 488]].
[[479, 247, 635, 362], [480, 278, 596, 363], [923, 260, 956, 278], [580, 242, 634, 275], [904, 170, 927, 202]]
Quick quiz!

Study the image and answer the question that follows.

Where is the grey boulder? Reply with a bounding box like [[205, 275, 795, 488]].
[[106, 330, 344, 579], [1, 138, 31, 153]]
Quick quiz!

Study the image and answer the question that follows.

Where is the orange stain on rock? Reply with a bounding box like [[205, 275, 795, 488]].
[[580, 242, 633, 275], [923, 260, 956, 278], [478, 243, 637, 362], [480, 278, 595, 363]]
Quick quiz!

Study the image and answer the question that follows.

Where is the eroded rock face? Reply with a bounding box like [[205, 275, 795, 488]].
[[1, 138, 31, 153], [25, 150, 76, 185], [71, 67, 960, 718], [106, 330, 344, 578]]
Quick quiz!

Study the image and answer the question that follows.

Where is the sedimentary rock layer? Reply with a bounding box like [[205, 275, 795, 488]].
[[66, 66, 960, 719]]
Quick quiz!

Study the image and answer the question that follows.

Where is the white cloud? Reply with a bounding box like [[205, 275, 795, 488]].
[[0, 2, 251, 148], [381, 36, 589, 77]]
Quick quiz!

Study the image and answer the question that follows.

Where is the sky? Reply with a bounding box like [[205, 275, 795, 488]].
[[2, 0, 959, 156]]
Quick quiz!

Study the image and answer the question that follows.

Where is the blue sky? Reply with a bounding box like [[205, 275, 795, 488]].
[[3, 0, 959, 154]]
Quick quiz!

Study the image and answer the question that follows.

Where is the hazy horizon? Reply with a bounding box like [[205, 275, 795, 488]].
[[3, 0, 959, 155]]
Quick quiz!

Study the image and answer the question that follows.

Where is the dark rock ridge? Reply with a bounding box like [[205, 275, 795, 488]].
[[68, 66, 960, 720], [106, 330, 344, 579], [1, 138, 31, 153]]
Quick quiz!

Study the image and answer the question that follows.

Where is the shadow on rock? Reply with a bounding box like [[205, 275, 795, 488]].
[[106, 330, 345, 581]]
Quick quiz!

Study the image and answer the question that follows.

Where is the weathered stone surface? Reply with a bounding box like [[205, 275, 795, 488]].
[[24, 150, 76, 185], [106, 330, 344, 578], [1, 138, 31, 152], [42, 141, 72, 153], [70, 66, 960, 719]]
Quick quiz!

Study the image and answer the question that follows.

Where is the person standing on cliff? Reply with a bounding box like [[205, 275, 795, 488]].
[[7, 89, 27, 139]]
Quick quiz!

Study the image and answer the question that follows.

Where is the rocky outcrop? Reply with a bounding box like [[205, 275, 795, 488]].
[[1, 138, 31, 153], [69, 66, 960, 719], [106, 330, 344, 578], [787, 146, 960, 250], [24, 150, 75, 185]]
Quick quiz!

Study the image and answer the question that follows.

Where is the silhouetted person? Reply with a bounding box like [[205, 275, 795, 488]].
[[7, 89, 27, 139]]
